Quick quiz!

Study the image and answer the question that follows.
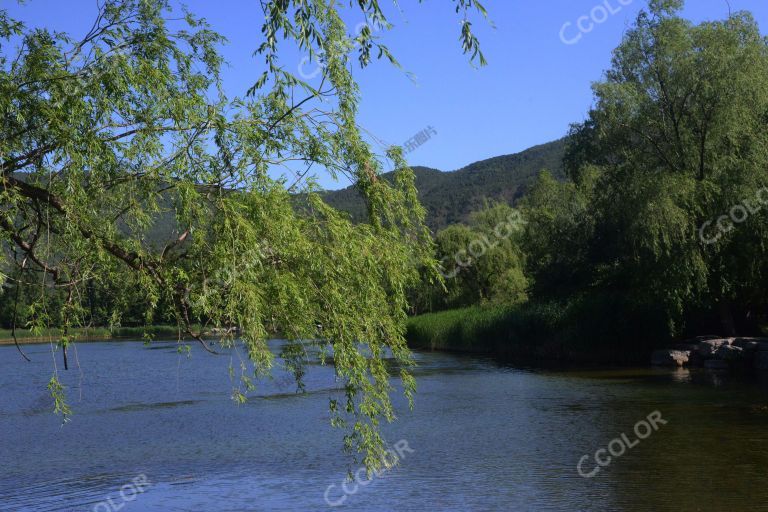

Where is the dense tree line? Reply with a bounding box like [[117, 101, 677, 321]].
[[414, 0, 768, 347], [526, 0, 768, 340]]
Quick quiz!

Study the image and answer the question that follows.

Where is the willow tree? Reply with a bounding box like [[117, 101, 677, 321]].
[[430, 203, 528, 310], [565, 0, 768, 336], [0, 0, 487, 470]]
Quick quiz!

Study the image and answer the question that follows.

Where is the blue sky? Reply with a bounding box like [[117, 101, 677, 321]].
[[6, 0, 768, 189]]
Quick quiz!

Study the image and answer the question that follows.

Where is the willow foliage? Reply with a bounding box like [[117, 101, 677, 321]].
[[563, 0, 768, 335], [0, 0, 487, 470]]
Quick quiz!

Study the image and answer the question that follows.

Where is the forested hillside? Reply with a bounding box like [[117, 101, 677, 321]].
[[322, 138, 566, 230]]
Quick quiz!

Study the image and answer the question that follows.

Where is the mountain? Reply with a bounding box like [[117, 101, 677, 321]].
[[321, 138, 567, 230]]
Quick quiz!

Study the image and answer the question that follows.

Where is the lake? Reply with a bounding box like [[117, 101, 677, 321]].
[[2, 340, 768, 511]]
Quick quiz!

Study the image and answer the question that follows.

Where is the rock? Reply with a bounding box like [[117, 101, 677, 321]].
[[755, 352, 768, 371], [733, 340, 761, 353], [704, 359, 730, 370], [732, 338, 768, 355], [698, 338, 733, 358], [651, 349, 690, 367], [715, 344, 744, 361], [734, 337, 768, 346]]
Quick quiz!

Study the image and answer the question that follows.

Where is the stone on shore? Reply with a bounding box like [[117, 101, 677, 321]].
[[651, 349, 690, 367], [652, 336, 768, 371], [698, 338, 733, 358], [735, 338, 768, 352], [715, 344, 744, 361], [732, 340, 761, 353]]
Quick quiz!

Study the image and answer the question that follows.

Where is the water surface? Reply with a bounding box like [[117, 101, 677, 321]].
[[2, 340, 768, 511]]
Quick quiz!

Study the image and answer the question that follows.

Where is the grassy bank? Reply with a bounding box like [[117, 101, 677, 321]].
[[406, 303, 563, 357], [0, 325, 193, 345], [407, 305, 518, 353], [406, 297, 666, 365]]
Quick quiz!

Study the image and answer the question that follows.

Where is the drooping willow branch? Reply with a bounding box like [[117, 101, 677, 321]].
[[0, 174, 219, 357], [11, 257, 31, 362]]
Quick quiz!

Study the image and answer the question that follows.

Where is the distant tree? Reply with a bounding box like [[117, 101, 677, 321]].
[[466, 203, 528, 304], [435, 223, 480, 307], [431, 203, 528, 310], [519, 170, 596, 300]]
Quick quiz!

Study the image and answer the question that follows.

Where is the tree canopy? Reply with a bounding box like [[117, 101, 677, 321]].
[[410, 0, 768, 355], [526, 0, 768, 339]]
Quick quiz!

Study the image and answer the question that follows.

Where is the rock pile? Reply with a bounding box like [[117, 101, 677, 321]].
[[651, 336, 768, 371]]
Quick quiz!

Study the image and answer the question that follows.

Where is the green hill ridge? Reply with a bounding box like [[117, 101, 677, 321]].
[[322, 138, 566, 230]]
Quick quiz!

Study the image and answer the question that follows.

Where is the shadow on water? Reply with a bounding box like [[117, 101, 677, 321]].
[[108, 399, 203, 413]]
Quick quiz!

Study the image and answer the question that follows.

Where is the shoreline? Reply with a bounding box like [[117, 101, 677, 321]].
[[0, 325, 200, 346], [405, 306, 654, 367], [0, 334, 189, 346], [405, 308, 768, 373]]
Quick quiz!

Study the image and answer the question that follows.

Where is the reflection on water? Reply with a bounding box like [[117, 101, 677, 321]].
[[2, 341, 768, 511]]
